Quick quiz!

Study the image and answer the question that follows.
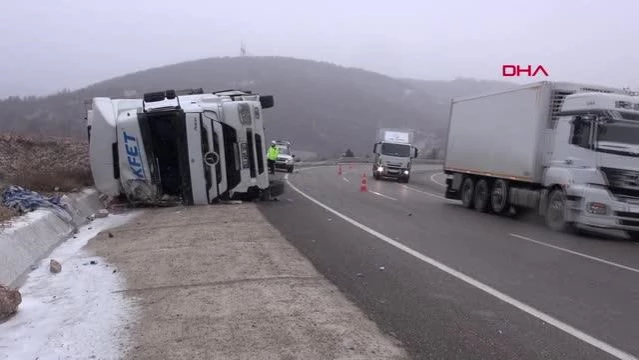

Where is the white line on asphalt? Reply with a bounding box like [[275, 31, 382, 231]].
[[343, 177, 351, 183], [285, 179, 637, 360], [510, 233, 639, 274], [403, 185, 456, 202], [370, 191, 397, 201], [430, 172, 447, 187]]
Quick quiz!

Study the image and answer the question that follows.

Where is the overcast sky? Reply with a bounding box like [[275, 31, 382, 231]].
[[1, 0, 637, 98]]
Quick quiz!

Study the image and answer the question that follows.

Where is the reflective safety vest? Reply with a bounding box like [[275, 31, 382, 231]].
[[267, 146, 279, 161]]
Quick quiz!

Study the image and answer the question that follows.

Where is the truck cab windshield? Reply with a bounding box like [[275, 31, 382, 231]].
[[381, 143, 410, 157], [594, 112, 639, 156]]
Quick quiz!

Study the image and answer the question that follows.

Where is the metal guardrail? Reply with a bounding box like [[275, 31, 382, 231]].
[[296, 158, 444, 167]]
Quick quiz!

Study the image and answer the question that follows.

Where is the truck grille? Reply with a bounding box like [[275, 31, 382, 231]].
[[614, 212, 639, 227], [600, 167, 639, 199]]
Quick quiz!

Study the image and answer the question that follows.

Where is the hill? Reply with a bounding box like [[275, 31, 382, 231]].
[[0, 57, 516, 158]]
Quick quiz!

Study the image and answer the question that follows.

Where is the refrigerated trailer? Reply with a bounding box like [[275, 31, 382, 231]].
[[443, 81, 639, 238], [87, 88, 279, 205]]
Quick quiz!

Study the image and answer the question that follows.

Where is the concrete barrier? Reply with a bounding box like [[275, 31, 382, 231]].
[[0, 189, 105, 287]]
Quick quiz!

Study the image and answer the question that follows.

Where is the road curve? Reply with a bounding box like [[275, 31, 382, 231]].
[[259, 164, 639, 360]]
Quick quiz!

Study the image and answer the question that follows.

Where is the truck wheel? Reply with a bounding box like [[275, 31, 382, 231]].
[[626, 231, 639, 241], [461, 177, 475, 209], [491, 179, 509, 214], [474, 178, 491, 213], [545, 189, 572, 232]]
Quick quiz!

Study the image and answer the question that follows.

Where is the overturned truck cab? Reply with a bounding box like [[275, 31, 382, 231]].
[[87, 88, 281, 205]]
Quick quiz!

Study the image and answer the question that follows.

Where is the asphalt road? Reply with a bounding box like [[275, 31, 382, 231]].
[[259, 164, 639, 360]]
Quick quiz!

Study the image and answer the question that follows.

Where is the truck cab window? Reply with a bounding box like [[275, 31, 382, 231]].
[[570, 117, 592, 149]]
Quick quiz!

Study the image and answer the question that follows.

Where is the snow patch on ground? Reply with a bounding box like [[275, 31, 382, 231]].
[[0, 210, 50, 234], [0, 212, 140, 360]]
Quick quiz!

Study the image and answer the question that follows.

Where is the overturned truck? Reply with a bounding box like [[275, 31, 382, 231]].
[[86, 88, 283, 205]]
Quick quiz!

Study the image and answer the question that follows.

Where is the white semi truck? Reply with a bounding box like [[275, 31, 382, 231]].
[[86, 88, 280, 205], [443, 81, 639, 239], [372, 128, 419, 183]]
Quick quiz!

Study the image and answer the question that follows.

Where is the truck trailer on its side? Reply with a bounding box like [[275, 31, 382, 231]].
[[443, 81, 639, 239], [86, 88, 280, 205]]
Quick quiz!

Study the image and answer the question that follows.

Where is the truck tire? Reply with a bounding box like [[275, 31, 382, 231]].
[[545, 188, 573, 232], [491, 179, 509, 214], [473, 178, 491, 213], [461, 177, 475, 209], [626, 231, 639, 241]]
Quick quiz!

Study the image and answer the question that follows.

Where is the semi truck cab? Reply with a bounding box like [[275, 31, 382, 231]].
[[87, 88, 277, 205], [372, 129, 418, 183], [547, 92, 639, 237]]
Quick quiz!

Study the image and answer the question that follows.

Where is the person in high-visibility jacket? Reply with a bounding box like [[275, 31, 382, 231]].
[[267, 141, 280, 174]]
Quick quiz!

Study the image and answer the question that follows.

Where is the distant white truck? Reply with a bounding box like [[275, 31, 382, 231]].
[[86, 88, 281, 205], [372, 128, 419, 183], [443, 81, 639, 239]]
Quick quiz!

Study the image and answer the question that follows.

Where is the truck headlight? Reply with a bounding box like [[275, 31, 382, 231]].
[[587, 202, 608, 215], [377, 166, 384, 172], [404, 170, 409, 175]]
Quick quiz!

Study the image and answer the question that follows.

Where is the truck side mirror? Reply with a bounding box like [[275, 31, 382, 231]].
[[414, 148, 419, 158], [292, 154, 296, 158], [373, 144, 378, 153], [260, 95, 274, 109]]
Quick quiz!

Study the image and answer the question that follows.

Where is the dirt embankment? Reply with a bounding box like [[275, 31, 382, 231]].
[[0, 134, 93, 222], [87, 204, 408, 359]]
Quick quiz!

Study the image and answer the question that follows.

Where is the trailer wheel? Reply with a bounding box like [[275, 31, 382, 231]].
[[626, 231, 639, 242], [461, 177, 475, 209], [491, 179, 509, 214], [546, 189, 571, 232], [474, 178, 491, 213]]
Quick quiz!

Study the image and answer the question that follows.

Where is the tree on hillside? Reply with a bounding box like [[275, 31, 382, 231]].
[[344, 149, 354, 157]]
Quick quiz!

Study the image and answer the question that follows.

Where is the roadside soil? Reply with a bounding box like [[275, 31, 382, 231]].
[[86, 203, 408, 360]]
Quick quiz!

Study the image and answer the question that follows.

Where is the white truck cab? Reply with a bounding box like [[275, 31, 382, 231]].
[[547, 92, 639, 236], [87, 88, 277, 205], [372, 129, 418, 183]]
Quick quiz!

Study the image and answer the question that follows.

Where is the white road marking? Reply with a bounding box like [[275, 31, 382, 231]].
[[430, 172, 447, 187], [285, 179, 637, 360], [403, 185, 456, 202], [343, 177, 351, 183], [510, 233, 639, 274], [370, 191, 397, 201]]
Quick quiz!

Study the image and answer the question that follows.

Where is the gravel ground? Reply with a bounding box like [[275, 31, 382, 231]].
[[86, 203, 409, 360]]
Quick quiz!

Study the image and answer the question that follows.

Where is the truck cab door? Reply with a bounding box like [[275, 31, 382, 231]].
[[373, 143, 381, 164]]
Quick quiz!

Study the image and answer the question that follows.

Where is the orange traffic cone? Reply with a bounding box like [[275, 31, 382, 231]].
[[360, 173, 368, 192], [338, 164, 343, 175]]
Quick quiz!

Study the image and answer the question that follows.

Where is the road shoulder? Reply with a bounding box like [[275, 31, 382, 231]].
[[87, 203, 408, 359]]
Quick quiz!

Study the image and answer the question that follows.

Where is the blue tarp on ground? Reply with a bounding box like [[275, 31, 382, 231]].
[[1, 185, 73, 222]]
